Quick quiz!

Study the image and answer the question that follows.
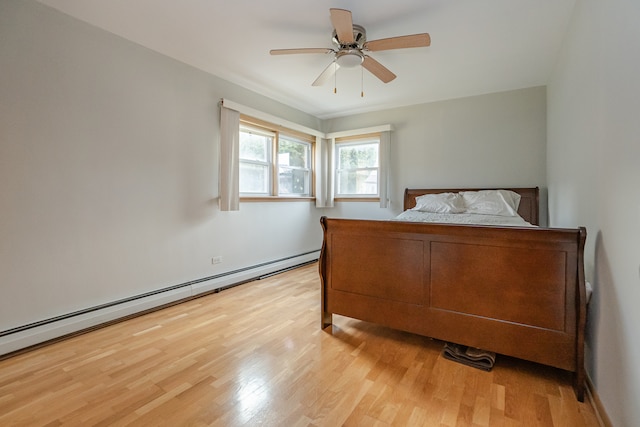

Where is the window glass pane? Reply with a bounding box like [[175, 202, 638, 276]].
[[278, 136, 310, 196], [239, 130, 271, 162], [335, 138, 380, 197], [278, 137, 309, 168], [279, 167, 309, 195], [337, 169, 378, 195], [239, 163, 269, 194], [337, 143, 378, 169]]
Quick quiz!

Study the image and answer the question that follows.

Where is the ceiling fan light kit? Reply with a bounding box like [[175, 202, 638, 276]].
[[335, 50, 364, 68], [270, 8, 430, 91]]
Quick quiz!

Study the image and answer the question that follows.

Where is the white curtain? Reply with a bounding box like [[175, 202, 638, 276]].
[[378, 131, 391, 208], [219, 106, 240, 211], [315, 137, 334, 208]]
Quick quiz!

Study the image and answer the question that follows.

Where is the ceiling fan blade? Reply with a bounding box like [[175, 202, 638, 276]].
[[365, 33, 431, 51], [362, 56, 396, 83], [270, 48, 333, 55], [330, 8, 354, 44], [312, 62, 339, 86]]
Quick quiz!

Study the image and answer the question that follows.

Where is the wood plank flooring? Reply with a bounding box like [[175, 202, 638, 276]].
[[0, 263, 600, 426]]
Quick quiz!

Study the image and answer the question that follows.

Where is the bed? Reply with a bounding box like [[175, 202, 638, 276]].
[[318, 187, 587, 401]]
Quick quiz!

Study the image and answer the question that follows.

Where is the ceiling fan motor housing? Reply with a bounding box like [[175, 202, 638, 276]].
[[332, 24, 367, 48], [332, 24, 366, 67]]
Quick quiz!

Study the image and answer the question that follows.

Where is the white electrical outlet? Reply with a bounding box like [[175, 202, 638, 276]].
[[211, 256, 223, 265]]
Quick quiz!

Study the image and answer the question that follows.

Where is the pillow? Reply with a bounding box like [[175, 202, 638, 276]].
[[460, 190, 521, 216], [412, 192, 466, 213]]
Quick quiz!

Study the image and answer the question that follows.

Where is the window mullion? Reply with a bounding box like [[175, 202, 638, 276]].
[[272, 131, 279, 196], [241, 159, 270, 167]]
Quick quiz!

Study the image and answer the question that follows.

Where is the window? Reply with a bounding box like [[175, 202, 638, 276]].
[[335, 135, 380, 198], [239, 116, 314, 198]]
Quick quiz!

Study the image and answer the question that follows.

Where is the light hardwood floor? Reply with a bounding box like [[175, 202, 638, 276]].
[[0, 263, 599, 426]]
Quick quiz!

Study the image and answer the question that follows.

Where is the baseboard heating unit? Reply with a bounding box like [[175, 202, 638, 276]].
[[0, 250, 319, 358]]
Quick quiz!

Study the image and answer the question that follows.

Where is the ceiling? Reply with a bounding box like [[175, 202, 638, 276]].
[[37, 0, 576, 119]]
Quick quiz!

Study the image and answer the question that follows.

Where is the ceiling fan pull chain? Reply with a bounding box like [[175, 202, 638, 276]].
[[361, 66, 364, 97], [334, 62, 337, 94]]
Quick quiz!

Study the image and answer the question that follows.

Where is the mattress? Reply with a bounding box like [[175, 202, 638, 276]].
[[393, 210, 535, 227]]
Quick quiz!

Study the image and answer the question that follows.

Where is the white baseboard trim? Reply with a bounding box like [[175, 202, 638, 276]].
[[586, 374, 613, 427], [0, 251, 319, 357]]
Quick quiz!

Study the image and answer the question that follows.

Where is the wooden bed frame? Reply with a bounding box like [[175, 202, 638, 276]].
[[319, 187, 587, 401]]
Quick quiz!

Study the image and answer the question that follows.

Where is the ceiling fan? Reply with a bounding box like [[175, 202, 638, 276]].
[[270, 8, 431, 87]]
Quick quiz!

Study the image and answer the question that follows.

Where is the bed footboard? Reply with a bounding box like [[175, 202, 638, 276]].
[[318, 216, 587, 401]]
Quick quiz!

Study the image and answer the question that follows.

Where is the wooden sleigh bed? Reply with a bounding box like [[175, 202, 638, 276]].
[[318, 187, 587, 401]]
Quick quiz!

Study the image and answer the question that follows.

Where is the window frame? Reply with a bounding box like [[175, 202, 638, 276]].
[[333, 133, 381, 201], [239, 115, 315, 201]]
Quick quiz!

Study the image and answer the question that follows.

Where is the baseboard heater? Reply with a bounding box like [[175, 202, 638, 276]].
[[0, 250, 320, 358]]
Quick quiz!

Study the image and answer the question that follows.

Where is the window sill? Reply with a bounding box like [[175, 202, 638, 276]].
[[240, 196, 316, 203], [334, 197, 380, 202]]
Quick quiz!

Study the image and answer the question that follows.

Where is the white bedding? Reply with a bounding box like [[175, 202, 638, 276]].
[[393, 210, 535, 227]]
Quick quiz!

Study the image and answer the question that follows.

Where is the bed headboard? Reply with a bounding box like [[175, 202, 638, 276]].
[[403, 187, 540, 226]]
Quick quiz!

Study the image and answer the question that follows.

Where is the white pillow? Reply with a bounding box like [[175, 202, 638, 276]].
[[460, 190, 521, 216], [412, 192, 466, 213]]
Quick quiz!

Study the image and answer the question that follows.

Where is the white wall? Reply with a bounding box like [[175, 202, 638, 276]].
[[0, 0, 324, 352], [324, 87, 548, 221], [0, 1, 549, 357], [548, 0, 640, 425]]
